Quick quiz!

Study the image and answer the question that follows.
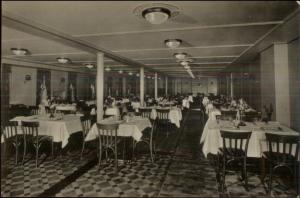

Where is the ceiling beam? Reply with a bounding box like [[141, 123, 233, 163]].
[[2, 57, 92, 73], [231, 7, 300, 64], [2, 10, 166, 76], [73, 21, 282, 37]]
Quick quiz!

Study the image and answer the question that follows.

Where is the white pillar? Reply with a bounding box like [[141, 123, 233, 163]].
[[140, 67, 144, 106], [274, 43, 290, 126], [154, 73, 158, 100], [96, 53, 104, 122], [122, 76, 126, 97], [230, 72, 233, 99], [165, 76, 168, 96]]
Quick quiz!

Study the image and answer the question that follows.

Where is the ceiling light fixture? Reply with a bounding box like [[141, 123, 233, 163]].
[[174, 52, 187, 60], [184, 65, 190, 69], [128, 72, 133, 76], [57, 57, 70, 64], [142, 7, 171, 24], [164, 39, 182, 48], [85, 63, 94, 69], [118, 70, 123, 74], [11, 48, 29, 56], [105, 67, 111, 72], [136, 73, 140, 77]]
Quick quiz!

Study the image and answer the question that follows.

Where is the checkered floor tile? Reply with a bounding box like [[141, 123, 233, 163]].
[[1, 153, 91, 197], [1, 109, 298, 197]]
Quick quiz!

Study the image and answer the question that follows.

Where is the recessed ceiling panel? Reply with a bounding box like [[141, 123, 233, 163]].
[[2, 1, 297, 35], [79, 25, 274, 51]]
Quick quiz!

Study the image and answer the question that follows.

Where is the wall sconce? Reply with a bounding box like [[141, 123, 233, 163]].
[[24, 74, 31, 83], [60, 77, 65, 83]]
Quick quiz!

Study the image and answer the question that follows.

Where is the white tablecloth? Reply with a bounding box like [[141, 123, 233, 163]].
[[55, 104, 77, 112], [201, 120, 299, 159], [85, 116, 151, 142], [85, 100, 96, 106], [105, 107, 120, 116], [10, 114, 83, 148], [138, 107, 182, 128]]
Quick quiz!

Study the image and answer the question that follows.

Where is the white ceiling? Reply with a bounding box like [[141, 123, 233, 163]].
[[1, 1, 299, 78]]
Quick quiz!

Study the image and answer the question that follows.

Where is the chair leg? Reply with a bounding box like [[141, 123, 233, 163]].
[[268, 165, 273, 195], [36, 138, 39, 168], [81, 140, 86, 160], [150, 138, 154, 163], [98, 146, 102, 170], [222, 157, 226, 193], [15, 136, 18, 165], [51, 139, 54, 157], [243, 158, 249, 191], [22, 136, 26, 165], [114, 143, 118, 173]]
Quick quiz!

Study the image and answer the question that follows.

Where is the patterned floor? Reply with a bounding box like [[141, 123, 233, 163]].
[[1, 109, 299, 197]]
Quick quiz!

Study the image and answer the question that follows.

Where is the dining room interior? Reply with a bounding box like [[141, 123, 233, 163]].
[[1, 1, 300, 197]]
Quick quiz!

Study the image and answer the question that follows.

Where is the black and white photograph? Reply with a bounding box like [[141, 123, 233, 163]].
[[1, 1, 299, 197]]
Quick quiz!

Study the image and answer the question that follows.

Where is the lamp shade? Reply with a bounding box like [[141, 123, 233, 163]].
[[142, 7, 171, 24], [57, 57, 70, 64], [165, 39, 182, 48], [11, 48, 28, 56], [174, 53, 187, 60], [85, 63, 94, 69]]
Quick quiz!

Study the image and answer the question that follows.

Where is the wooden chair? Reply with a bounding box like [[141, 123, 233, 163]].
[[156, 109, 171, 137], [133, 119, 157, 163], [263, 133, 300, 194], [29, 106, 39, 115], [242, 111, 261, 122], [96, 123, 119, 172], [80, 116, 92, 159], [218, 130, 252, 192], [1, 121, 21, 165], [138, 108, 152, 119], [21, 121, 53, 168], [220, 110, 237, 120]]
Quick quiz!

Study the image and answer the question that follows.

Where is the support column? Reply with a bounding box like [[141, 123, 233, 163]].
[[122, 76, 126, 97], [140, 67, 144, 106], [274, 43, 290, 126], [154, 73, 158, 100], [230, 72, 233, 99], [96, 53, 104, 122], [165, 76, 168, 96]]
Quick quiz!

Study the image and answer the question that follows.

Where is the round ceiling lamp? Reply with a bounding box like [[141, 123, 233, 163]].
[[164, 39, 182, 48], [57, 57, 70, 64], [174, 52, 187, 60], [136, 73, 140, 77], [85, 63, 94, 69], [134, 3, 180, 25], [105, 67, 111, 72], [184, 65, 190, 69], [128, 72, 133, 76], [11, 48, 29, 56], [118, 70, 123, 74], [142, 7, 171, 24]]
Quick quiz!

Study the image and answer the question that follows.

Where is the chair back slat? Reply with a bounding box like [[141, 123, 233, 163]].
[[220, 130, 252, 157], [265, 133, 300, 163], [80, 116, 91, 136], [21, 121, 39, 137], [96, 123, 119, 148], [139, 108, 152, 119], [156, 109, 169, 120], [3, 121, 19, 139]]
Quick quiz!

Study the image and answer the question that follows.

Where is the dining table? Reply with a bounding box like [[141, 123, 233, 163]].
[[138, 106, 182, 128], [85, 116, 152, 142], [9, 114, 83, 148], [201, 119, 299, 159]]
